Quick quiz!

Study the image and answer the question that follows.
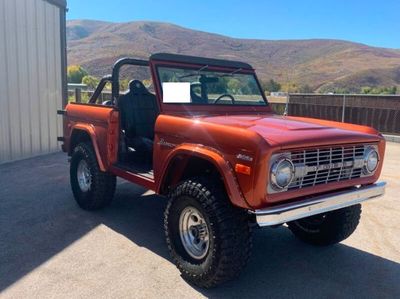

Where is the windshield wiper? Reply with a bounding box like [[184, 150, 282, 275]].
[[179, 65, 209, 79], [218, 68, 242, 77]]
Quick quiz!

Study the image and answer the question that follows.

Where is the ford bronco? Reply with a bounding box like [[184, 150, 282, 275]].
[[59, 53, 386, 288]]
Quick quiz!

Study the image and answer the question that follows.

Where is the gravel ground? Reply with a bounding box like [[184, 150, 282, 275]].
[[0, 143, 399, 298]]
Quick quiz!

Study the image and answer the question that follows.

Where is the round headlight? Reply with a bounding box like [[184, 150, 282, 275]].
[[364, 147, 379, 174], [271, 158, 294, 190]]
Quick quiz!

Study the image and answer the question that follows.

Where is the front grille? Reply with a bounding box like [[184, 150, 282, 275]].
[[288, 145, 366, 190]]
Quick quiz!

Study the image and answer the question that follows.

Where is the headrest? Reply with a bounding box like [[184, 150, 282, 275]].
[[129, 80, 147, 94]]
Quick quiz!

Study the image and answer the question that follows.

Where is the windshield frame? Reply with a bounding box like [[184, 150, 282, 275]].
[[153, 62, 269, 108]]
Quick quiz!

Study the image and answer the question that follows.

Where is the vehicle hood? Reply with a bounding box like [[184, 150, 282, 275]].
[[197, 114, 381, 149]]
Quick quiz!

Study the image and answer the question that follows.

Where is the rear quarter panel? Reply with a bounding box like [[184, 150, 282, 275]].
[[63, 103, 118, 171]]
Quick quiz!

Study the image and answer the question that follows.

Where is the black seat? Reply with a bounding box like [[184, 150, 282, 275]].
[[190, 86, 206, 104], [118, 80, 159, 155]]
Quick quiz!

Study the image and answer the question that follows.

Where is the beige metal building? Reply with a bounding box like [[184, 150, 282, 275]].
[[0, 0, 67, 164]]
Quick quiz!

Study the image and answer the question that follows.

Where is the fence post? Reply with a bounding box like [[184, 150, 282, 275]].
[[75, 88, 81, 103], [341, 94, 346, 122], [284, 94, 290, 116]]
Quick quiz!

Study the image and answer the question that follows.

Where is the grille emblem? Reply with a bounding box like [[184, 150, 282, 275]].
[[305, 160, 354, 172], [236, 153, 253, 162]]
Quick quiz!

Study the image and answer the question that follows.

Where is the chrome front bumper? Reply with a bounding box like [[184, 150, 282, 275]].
[[252, 182, 386, 226]]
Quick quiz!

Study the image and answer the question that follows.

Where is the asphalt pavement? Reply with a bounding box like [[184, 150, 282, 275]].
[[1, 143, 399, 298]]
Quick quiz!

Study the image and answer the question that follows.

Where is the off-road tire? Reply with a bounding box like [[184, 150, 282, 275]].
[[287, 204, 361, 246], [70, 142, 116, 210], [164, 178, 252, 288]]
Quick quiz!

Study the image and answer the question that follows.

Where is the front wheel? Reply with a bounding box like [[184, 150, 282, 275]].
[[164, 178, 252, 288], [70, 142, 116, 210], [287, 204, 361, 246]]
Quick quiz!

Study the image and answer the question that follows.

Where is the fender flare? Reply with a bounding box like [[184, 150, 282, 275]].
[[70, 124, 107, 171], [157, 144, 251, 209]]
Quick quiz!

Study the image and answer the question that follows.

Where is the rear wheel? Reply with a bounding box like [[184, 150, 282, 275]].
[[164, 178, 252, 288], [70, 142, 116, 210], [287, 204, 361, 246]]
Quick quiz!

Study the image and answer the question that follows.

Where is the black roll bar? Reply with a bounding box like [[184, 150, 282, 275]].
[[111, 58, 149, 104], [89, 75, 112, 104]]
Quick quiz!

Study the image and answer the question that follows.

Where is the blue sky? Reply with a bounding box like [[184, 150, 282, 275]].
[[66, 0, 400, 49]]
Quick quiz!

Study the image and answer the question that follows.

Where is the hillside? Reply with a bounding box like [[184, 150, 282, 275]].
[[67, 20, 400, 91], [317, 66, 400, 93]]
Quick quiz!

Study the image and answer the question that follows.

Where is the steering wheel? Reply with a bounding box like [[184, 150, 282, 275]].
[[213, 94, 236, 104]]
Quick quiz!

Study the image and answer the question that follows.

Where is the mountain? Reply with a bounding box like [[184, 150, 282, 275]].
[[317, 66, 400, 93], [67, 20, 400, 91], [67, 20, 111, 40]]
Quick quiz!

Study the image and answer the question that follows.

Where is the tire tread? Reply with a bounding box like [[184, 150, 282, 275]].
[[70, 142, 116, 210], [164, 177, 252, 288], [288, 204, 361, 246]]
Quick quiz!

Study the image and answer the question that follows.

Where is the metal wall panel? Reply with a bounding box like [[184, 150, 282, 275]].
[[0, 0, 64, 163]]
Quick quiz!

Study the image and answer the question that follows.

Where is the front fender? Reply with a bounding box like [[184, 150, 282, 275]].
[[157, 143, 251, 209]]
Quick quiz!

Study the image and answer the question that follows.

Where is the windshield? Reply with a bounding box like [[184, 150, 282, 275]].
[[157, 66, 267, 106]]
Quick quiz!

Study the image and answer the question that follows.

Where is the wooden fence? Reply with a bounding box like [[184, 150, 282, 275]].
[[269, 94, 400, 135]]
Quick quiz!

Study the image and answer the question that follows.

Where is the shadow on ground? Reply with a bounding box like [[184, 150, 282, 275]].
[[0, 152, 399, 297]]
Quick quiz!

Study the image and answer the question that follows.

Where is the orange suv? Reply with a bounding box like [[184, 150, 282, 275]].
[[59, 53, 386, 288]]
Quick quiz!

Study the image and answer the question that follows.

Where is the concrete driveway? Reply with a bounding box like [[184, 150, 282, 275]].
[[1, 143, 399, 298]]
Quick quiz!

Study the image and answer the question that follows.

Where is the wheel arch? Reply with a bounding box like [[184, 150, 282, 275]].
[[158, 145, 251, 209], [69, 126, 107, 171]]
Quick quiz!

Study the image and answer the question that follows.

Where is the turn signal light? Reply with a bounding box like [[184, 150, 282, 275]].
[[235, 164, 251, 175]]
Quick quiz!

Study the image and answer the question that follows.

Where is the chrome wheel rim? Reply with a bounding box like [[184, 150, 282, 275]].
[[179, 206, 210, 260], [77, 159, 91, 192]]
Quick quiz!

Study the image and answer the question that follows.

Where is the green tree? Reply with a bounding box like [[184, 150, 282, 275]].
[[361, 86, 397, 94], [361, 86, 372, 94], [263, 79, 281, 93], [281, 82, 299, 93], [82, 75, 99, 89], [120, 79, 130, 91], [227, 78, 241, 93], [67, 65, 88, 83], [104, 82, 112, 90], [385, 86, 397, 94], [142, 79, 153, 91], [333, 87, 350, 94]]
